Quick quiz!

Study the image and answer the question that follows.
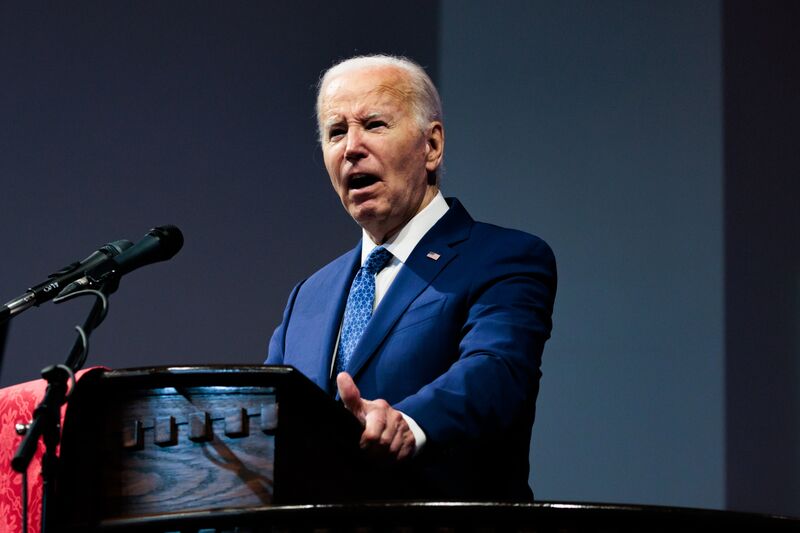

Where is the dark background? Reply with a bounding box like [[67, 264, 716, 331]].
[[0, 0, 797, 517]]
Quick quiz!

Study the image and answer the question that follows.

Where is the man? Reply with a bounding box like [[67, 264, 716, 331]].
[[267, 55, 556, 500]]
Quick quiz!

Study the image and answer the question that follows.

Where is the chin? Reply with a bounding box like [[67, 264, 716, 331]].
[[351, 210, 380, 227], [351, 210, 392, 238], [349, 200, 385, 222]]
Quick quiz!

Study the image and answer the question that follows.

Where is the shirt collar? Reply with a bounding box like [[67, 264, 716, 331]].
[[361, 191, 449, 264]]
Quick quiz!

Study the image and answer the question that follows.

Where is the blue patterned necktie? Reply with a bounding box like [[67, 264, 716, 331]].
[[335, 246, 394, 376]]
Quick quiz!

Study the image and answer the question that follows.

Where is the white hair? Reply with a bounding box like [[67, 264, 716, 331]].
[[315, 54, 443, 139]]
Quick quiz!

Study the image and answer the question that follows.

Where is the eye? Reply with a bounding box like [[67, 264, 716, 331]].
[[366, 120, 387, 130], [328, 127, 346, 141]]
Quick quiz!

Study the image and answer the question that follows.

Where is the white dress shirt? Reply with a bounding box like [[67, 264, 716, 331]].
[[335, 191, 450, 453], [363, 191, 449, 309]]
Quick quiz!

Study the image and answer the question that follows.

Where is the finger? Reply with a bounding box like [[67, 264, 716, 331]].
[[389, 425, 406, 454], [397, 436, 415, 461], [388, 415, 415, 458], [336, 372, 364, 421], [378, 417, 398, 448], [380, 409, 405, 447], [361, 403, 388, 445]]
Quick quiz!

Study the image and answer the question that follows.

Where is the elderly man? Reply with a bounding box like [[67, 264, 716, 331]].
[[267, 55, 556, 500]]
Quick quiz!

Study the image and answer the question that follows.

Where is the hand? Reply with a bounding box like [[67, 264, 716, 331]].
[[336, 372, 416, 462]]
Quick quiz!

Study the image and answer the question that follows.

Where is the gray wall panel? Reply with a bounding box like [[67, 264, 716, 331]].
[[440, 0, 724, 509]]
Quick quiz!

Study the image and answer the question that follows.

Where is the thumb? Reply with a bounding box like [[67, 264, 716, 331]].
[[337, 372, 365, 422]]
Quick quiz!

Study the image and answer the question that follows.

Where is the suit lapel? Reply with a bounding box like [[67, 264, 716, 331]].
[[345, 199, 473, 380], [299, 243, 360, 391]]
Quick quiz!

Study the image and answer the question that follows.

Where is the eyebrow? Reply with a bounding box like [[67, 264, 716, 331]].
[[323, 112, 387, 130], [323, 117, 343, 130]]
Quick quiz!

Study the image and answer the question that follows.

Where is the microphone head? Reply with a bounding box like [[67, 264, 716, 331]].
[[54, 227, 183, 298], [107, 224, 184, 277], [146, 225, 184, 261]]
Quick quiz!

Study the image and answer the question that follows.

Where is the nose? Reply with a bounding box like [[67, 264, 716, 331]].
[[344, 127, 367, 163]]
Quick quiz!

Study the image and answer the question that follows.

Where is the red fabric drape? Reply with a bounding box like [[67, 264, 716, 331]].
[[0, 368, 106, 533]]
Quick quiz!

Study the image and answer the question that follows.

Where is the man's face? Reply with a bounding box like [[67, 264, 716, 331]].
[[318, 66, 442, 243]]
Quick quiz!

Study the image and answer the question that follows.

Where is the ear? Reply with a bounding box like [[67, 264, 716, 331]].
[[424, 122, 444, 174]]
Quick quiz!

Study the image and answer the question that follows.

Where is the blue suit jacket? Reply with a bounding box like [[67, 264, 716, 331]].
[[267, 199, 556, 500]]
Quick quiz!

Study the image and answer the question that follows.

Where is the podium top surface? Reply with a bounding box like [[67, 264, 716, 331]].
[[93, 501, 799, 531]]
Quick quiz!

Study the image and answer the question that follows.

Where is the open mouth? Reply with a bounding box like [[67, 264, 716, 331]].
[[348, 173, 379, 190]]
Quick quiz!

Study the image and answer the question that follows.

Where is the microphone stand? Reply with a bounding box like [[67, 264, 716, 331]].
[[11, 277, 119, 533], [0, 319, 9, 384]]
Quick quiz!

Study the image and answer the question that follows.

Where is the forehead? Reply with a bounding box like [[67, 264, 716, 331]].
[[320, 66, 413, 119]]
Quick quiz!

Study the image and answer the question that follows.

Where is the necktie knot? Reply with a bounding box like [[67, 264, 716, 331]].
[[362, 246, 393, 275]]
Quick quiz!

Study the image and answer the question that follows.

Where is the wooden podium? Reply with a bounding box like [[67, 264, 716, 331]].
[[56, 365, 380, 529], [51, 366, 799, 532]]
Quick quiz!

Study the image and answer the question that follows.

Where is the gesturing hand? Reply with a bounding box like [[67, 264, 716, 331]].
[[336, 372, 416, 461]]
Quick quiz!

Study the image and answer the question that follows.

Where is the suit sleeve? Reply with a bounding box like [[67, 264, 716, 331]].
[[265, 280, 304, 365], [393, 236, 557, 444]]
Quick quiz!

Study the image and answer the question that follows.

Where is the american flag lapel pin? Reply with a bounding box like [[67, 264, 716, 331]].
[[426, 251, 441, 261]]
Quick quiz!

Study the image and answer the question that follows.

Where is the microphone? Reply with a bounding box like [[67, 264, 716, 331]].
[[0, 240, 134, 324], [58, 225, 184, 296]]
